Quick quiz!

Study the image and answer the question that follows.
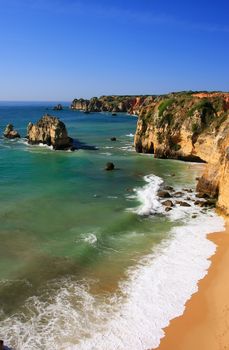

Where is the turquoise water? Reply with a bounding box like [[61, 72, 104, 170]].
[[0, 103, 222, 350]]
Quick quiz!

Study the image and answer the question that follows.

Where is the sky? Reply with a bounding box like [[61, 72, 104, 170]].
[[0, 0, 229, 101]]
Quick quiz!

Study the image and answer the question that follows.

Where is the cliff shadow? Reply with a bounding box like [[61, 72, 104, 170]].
[[73, 139, 99, 151]]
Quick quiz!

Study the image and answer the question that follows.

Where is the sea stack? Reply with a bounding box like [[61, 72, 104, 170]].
[[3, 124, 21, 139], [27, 115, 74, 150], [53, 104, 63, 111]]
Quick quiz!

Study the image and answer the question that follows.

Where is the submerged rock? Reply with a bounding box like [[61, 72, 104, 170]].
[[176, 201, 191, 207], [183, 188, 193, 193], [110, 137, 117, 141], [162, 200, 174, 207], [27, 115, 74, 150], [165, 207, 172, 212], [158, 191, 171, 198], [163, 185, 174, 191], [174, 191, 184, 197], [3, 124, 20, 139], [105, 162, 115, 171]]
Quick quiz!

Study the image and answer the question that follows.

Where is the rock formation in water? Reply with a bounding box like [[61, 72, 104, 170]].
[[132, 91, 229, 215], [53, 104, 63, 111], [27, 115, 74, 150], [3, 124, 20, 139]]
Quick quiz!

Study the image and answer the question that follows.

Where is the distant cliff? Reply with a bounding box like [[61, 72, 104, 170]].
[[71, 95, 151, 114], [133, 91, 229, 215]]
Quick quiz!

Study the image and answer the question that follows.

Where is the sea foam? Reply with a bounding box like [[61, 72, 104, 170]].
[[129, 174, 164, 216]]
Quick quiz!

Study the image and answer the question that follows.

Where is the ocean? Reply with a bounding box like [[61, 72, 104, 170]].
[[0, 103, 224, 350]]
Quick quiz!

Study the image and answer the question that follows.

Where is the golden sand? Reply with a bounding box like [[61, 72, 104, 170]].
[[155, 219, 229, 350]]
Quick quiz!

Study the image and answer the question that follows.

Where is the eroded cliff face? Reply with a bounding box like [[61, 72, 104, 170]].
[[134, 92, 229, 215], [27, 115, 73, 150], [71, 95, 150, 113]]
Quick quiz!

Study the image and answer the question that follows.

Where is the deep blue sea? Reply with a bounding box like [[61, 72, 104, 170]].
[[0, 103, 224, 350]]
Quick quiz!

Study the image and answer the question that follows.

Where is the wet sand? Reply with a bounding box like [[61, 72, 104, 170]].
[[155, 218, 229, 350]]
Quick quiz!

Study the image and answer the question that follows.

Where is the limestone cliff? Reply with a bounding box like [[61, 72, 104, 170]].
[[71, 95, 150, 113], [27, 115, 74, 150], [133, 92, 229, 215]]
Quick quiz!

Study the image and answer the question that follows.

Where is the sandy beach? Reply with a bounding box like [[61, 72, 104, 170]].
[[155, 217, 229, 350]]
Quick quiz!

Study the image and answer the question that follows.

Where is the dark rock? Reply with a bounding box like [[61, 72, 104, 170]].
[[194, 200, 205, 206], [53, 104, 63, 111], [163, 186, 174, 191], [158, 191, 171, 198], [196, 193, 210, 199], [27, 115, 73, 150], [205, 198, 217, 206], [192, 215, 198, 218], [3, 124, 20, 139], [112, 113, 117, 116], [110, 137, 117, 141], [165, 207, 172, 212], [174, 191, 184, 197], [126, 188, 134, 192], [195, 199, 216, 207], [162, 200, 174, 207], [176, 201, 191, 207], [105, 162, 115, 171], [171, 173, 176, 177], [182, 188, 193, 193]]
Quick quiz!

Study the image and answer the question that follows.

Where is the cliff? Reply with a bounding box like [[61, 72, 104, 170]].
[[71, 95, 150, 113], [133, 92, 229, 215], [27, 115, 74, 150]]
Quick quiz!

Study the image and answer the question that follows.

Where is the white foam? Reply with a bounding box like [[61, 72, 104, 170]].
[[125, 133, 134, 137], [83, 233, 97, 245], [130, 174, 164, 216], [19, 139, 54, 151], [100, 152, 112, 156], [38, 143, 54, 150]]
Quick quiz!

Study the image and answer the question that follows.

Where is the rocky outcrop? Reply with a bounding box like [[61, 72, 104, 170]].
[[53, 104, 63, 111], [71, 95, 151, 114], [105, 162, 115, 171], [133, 91, 229, 215], [3, 124, 20, 139], [27, 115, 74, 150]]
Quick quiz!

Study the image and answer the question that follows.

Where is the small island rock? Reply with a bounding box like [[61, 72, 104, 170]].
[[53, 104, 63, 111], [27, 115, 74, 150], [105, 162, 115, 171], [3, 124, 20, 139]]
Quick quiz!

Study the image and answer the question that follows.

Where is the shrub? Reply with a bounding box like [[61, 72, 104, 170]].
[[192, 123, 199, 133], [158, 99, 174, 117]]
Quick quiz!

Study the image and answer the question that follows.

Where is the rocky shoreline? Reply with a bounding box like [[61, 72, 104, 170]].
[[132, 91, 229, 215], [71, 91, 229, 215]]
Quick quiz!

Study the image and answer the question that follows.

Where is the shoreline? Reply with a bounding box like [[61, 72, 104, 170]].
[[154, 216, 229, 350]]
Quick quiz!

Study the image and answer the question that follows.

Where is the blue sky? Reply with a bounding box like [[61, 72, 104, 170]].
[[0, 0, 228, 100]]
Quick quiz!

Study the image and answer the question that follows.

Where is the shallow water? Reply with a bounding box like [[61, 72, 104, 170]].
[[0, 103, 224, 349]]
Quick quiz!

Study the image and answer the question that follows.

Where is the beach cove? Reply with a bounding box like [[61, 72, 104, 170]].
[[0, 101, 227, 349]]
